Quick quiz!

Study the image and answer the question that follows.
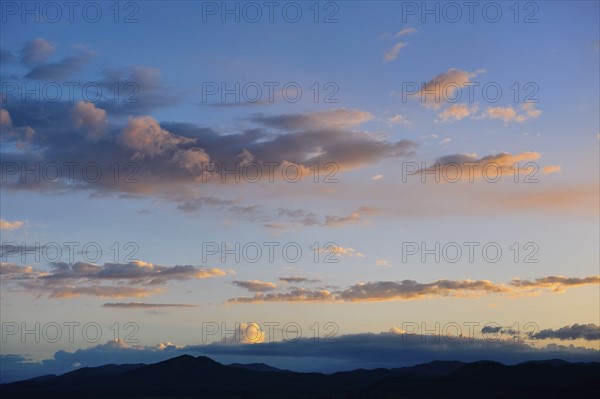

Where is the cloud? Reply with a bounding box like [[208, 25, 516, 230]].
[[120, 116, 194, 158], [269, 207, 378, 229], [372, 174, 384, 180], [384, 42, 406, 62], [4, 331, 599, 382], [176, 196, 238, 213], [0, 340, 183, 383], [102, 302, 197, 309], [396, 27, 417, 37], [381, 27, 416, 62], [436, 104, 479, 122], [509, 275, 600, 293], [98, 66, 178, 114], [528, 324, 600, 341], [0, 108, 35, 148], [375, 259, 390, 267], [228, 275, 598, 303], [230, 287, 335, 303], [1, 103, 416, 198], [25, 49, 94, 80], [232, 280, 278, 292], [0, 108, 12, 126], [119, 116, 212, 175], [19, 38, 55, 65], [542, 165, 561, 174], [484, 103, 542, 123], [388, 114, 411, 125], [71, 101, 107, 141], [0, 219, 24, 231], [410, 68, 481, 109], [0, 49, 16, 63], [480, 325, 518, 337], [324, 206, 378, 227], [327, 245, 366, 258], [43, 285, 161, 299], [278, 276, 321, 284], [0, 261, 227, 298], [222, 322, 266, 344], [251, 108, 374, 130], [419, 151, 543, 182], [337, 279, 507, 302]]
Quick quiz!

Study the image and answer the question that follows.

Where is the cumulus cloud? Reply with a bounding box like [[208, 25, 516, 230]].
[[0, 261, 226, 298], [228, 275, 599, 303], [0, 219, 24, 231], [0, 108, 35, 148], [222, 322, 266, 344], [120, 116, 194, 158], [232, 280, 278, 292], [0, 108, 12, 126], [1, 103, 416, 199], [71, 101, 107, 141]]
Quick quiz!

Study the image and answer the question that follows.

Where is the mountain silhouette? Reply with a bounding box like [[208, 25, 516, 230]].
[[2, 355, 598, 398]]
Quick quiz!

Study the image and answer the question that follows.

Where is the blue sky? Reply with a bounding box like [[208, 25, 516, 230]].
[[0, 0, 599, 382]]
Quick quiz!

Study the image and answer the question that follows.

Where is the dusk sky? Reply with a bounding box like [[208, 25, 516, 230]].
[[0, 0, 599, 383]]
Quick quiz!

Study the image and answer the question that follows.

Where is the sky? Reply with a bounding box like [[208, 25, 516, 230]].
[[0, 0, 599, 383]]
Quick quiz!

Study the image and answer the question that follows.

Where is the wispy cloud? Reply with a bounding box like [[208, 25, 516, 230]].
[[0, 219, 24, 231], [228, 275, 599, 303], [232, 280, 278, 292], [102, 302, 197, 309]]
